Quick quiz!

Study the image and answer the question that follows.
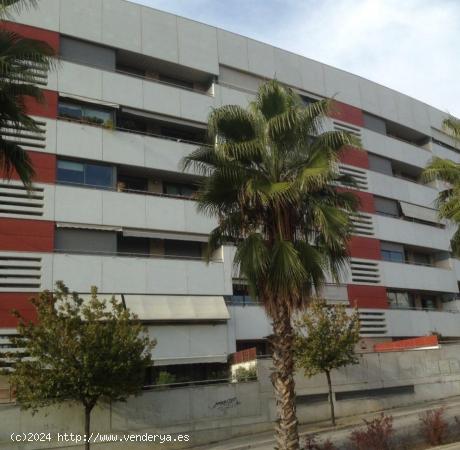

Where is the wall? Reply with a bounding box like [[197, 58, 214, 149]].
[[4, 344, 460, 449], [9, 0, 451, 135]]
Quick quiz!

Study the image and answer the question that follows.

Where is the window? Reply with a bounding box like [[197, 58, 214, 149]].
[[381, 250, 404, 263], [57, 160, 114, 188], [117, 174, 148, 192], [374, 196, 400, 218], [55, 229, 117, 254], [163, 182, 198, 198], [368, 154, 393, 176], [381, 242, 405, 263], [421, 295, 437, 310], [160, 126, 204, 142], [164, 240, 202, 258], [363, 113, 387, 134], [387, 291, 414, 309], [412, 252, 432, 266], [159, 74, 194, 90], [57, 160, 84, 184], [117, 235, 150, 255], [226, 284, 255, 304], [58, 100, 114, 127], [60, 36, 116, 71]]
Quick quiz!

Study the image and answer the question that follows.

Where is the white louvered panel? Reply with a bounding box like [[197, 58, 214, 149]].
[[0, 183, 44, 217], [350, 212, 374, 237], [0, 268, 40, 276], [358, 310, 387, 337], [0, 255, 41, 292], [350, 259, 381, 285], [0, 196, 44, 206], [1, 120, 46, 149], [339, 164, 368, 191], [0, 277, 40, 285], [0, 259, 41, 268], [0, 332, 22, 372], [8, 60, 48, 86], [333, 120, 362, 138]]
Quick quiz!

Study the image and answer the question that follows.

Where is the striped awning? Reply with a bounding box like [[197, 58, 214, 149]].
[[124, 295, 229, 322]]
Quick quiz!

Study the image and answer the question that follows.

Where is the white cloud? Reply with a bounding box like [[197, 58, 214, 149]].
[[129, 0, 460, 116], [277, 0, 460, 116]]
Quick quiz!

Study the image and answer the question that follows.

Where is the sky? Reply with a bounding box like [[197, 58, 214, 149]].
[[128, 0, 460, 117]]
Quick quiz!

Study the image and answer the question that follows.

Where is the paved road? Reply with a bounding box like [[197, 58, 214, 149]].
[[193, 396, 460, 450]]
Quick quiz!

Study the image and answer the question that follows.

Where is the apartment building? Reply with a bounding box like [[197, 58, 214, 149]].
[[1, 0, 460, 379]]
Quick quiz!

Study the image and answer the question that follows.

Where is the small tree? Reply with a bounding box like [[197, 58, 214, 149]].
[[6, 282, 156, 450], [294, 299, 360, 426]]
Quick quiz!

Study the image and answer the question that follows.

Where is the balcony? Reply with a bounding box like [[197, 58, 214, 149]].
[[385, 308, 460, 338], [431, 141, 460, 163], [47, 60, 216, 123], [367, 170, 438, 209], [374, 214, 450, 251], [53, 118, 199, 174], [53, 184, 216, 235], [50, 252, 230, 296], [362, 128, 432, 170], [380, 260, 457, 292]]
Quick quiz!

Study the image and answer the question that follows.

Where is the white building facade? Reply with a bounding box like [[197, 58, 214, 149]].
[[2, 0, 460, 378]]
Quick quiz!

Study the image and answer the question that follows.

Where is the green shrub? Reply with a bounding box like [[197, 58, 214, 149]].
[[156, 371, 176, 386], [234, 365, 257, 382]]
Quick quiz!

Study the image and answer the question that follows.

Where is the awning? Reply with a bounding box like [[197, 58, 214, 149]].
[[57, 222, 122, 232], [121, 106, 207, 128], [124, 295, 230, 321], [122, 229, 208, 243], [147, 323, 229, 366], [60, 94, 120, 109], [400, 202, 439, 224]]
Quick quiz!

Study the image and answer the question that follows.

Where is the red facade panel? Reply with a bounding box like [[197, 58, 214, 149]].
[[348, 236, 381, 260], [0, 219, 54, 252], [347, 285, 388, 309], [374, 336, 438, 352], [330, 101, 364, 127], [337, 188, 375, 213], [0, 151, 56, 184], [340, 146, 369, 169], [0, 293, 37, 327], [23, 89, 58, 119], [0, 21, 59, 52]]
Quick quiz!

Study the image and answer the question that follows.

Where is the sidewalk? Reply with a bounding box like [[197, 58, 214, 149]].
[[433, 445, 460, 449], [193, 396, 460, 450]]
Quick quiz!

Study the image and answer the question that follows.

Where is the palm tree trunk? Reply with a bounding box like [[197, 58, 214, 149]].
[[270, 303, 299, 450], [84, 405, 92, 450], [325, 370, 336, 426]]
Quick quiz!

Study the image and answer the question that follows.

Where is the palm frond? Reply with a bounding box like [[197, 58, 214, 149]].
[[422, 157, 460, 185], [0, 138, 34, 187], [0, 0, 37, 19], [208, 105, 256, 142], [443, 116, 460, 142], [183, 80, 357, 317]]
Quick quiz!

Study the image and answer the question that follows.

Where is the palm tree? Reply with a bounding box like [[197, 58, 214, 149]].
[[1, 0, 37, 15], [0, 0, 55, 187], [183, 80, 359, 450], [423, 115, 460, 254]]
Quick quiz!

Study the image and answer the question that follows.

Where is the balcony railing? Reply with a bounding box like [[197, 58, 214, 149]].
[[59, 57, 214, 97], [54, 249, 219, 262], [56, 180, 197, 202], [388, 305, 440, 312], [57, 115, 207, 148], [381, 257, 445, 268]]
